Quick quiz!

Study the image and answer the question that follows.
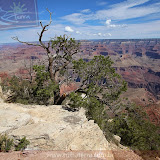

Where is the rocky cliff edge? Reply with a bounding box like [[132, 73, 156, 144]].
[[0, 88, 142, 159]]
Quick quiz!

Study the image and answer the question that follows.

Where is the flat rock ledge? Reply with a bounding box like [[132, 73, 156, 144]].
[[0, 102, 110, 150], [0, 101, 142, 160]]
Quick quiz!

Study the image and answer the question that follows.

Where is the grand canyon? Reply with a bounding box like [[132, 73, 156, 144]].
[[0, 39, 160, 124]]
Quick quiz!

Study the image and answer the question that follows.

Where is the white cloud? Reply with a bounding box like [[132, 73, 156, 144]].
[[112, 0, 149, 8], [95, 32, 112, 37], [102, 33, 112, 37], [105, 19, 111, 25], [1, 19, 160, 44], [109, 24, 116, 28], [62, 13, 85, 25], [61, 0, 160, 27], [94, 0, 160, 21], [105, 19, 127, 28], [98, 32, 102, 36], [53, 20, 160, 39], [65, 26, 74, 32], [76, 31, 82, 34], [97, 1, 107, 6], [81, 9, 91, 13]]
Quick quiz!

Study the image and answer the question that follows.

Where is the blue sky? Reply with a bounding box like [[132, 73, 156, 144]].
[[0, 0, 160, 43]]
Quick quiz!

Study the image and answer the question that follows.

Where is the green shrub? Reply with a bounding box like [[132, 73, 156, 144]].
[[32, 65, 59, 104], [0, 134, 13, 152], [6, 65, 59, 105], [68, 92, 87, 110], [7, 76, 35, 104], [107, 105, 160, 150], [0, 134, 30, 152], [15, 137, 30, 151]]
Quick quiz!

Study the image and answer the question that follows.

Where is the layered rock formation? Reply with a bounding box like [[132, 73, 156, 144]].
[[0, 39, 160, 102]]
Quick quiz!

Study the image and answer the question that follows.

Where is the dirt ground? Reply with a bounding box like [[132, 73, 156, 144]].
[[0, 150, 146, 160]]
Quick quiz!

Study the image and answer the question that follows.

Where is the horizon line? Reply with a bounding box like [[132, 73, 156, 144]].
[[1, 38, 160, 45]]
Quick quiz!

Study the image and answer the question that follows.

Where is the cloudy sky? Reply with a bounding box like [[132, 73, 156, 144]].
[[0, 0, 160, 43]]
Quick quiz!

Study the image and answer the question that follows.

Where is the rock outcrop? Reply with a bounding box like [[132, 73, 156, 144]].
[[0, 100, 144, 159], [0, 102, 110, 151]]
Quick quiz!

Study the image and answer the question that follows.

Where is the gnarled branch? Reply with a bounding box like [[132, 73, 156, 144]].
[[12, 36, 42, 47], [12, 8, 53, 54], [12, 9, 56, 81]]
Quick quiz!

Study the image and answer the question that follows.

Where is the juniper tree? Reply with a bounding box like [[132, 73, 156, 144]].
[[68, 55, 127, 129], [11, 9, 127, 107]]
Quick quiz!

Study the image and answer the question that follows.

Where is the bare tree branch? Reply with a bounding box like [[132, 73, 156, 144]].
[[40, 21, 43, 28], [12, 8, 56, 81], [12, 36, 42, 47], [38, 8, 52, 51], [12, 8, 53, 53]]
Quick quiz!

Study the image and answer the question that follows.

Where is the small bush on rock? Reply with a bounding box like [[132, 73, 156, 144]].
[[15, 137, 30, 151], [0, 134, 30, 152], [0, 134, 13, 152]]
